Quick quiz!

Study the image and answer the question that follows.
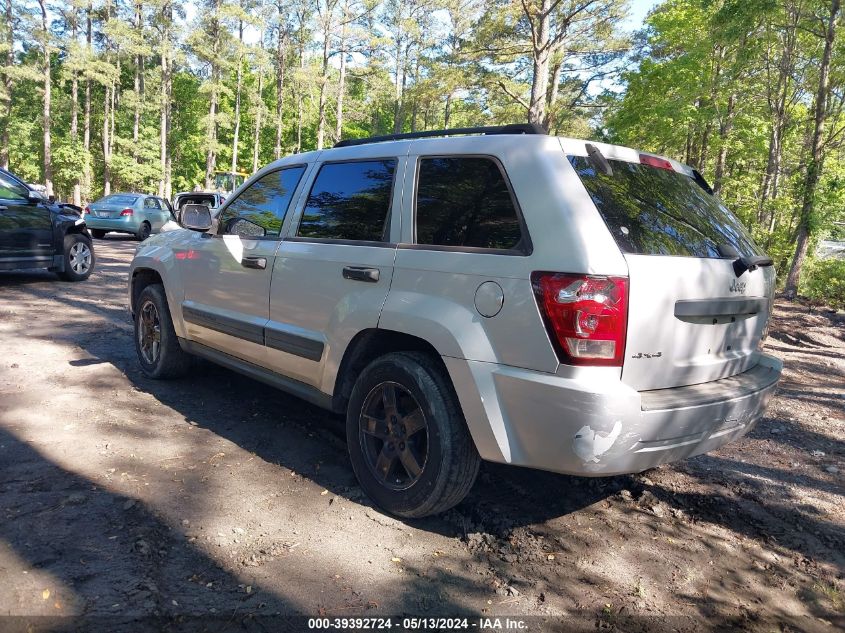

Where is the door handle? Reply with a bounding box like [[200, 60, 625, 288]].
[[342, 266, 379, 283], [241, 256, 267, 270], [0, 205, 7, 211]]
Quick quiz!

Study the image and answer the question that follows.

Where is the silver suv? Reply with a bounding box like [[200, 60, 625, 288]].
[[128, 125, 782, 517]]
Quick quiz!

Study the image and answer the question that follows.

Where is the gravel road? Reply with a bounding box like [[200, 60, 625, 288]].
[[1, 236, 843, 631]]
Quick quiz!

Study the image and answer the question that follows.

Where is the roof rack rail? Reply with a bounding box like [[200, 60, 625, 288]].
[[333, 123, 547, 148]]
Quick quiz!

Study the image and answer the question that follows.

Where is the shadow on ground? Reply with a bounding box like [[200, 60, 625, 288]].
[[2, 241, 844, 629]]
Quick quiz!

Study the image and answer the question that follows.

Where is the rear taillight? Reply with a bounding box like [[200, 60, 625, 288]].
[[120, 208, 133, 216], [639, 154, 673, 170], [84, 206, 91, 214], [531, 273, 629, 366]]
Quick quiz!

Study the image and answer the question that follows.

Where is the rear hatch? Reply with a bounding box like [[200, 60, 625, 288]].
[[568, 151, 775, 391], [89, 194, 138, 218]]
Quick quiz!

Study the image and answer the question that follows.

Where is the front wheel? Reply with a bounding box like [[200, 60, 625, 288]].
[[134, 284, 192, 379], [346, 352, 480, 518], [58, 233, 95, 281]]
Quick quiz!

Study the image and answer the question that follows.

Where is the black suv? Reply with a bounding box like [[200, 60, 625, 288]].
[[0, 167, 95, 281]]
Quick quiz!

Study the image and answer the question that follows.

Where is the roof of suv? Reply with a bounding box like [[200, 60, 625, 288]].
[[262, 127, 695, 182]]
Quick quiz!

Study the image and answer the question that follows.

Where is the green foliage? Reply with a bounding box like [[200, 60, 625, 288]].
[[52, 139, 88, 194], [606, 0, 845, 297], [801, 259, 845, 310], [2, 0, 843, 300]]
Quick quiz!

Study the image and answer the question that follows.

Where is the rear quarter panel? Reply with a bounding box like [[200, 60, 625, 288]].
[[379, 135, 629, 373]]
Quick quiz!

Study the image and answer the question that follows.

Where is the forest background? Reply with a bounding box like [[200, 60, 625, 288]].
[[2, 0, 844, 302]]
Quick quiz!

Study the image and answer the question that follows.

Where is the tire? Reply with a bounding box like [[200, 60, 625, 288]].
[[136, 221, 151, 241], [346, 352, 480, 518], [134, 284, 192, 379], [90, 229, 106, 239], [58, 233, 95, 281]]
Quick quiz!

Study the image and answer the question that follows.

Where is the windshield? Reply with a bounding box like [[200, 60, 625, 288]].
[[568, 156, 762, 258], [214, 173, 246, 192], [98, 194, 138, 206]]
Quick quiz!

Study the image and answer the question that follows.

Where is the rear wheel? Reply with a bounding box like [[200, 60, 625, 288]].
[[136, 221, 151, 241], [134, 284, 191, 379], [90, 229, 106, 239], [58, 233, 95, 281], [346, 352, 480, 518]]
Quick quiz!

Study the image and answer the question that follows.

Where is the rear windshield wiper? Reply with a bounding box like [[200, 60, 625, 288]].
[[733, 255, 773, 277], [718, 243, 773, 276]]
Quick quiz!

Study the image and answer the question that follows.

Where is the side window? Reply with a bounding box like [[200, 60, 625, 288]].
[[297, 160, 396, 242], [219, 166, 306, 238], [144, 197, 162, 210], [415, 156, 524, 251], [0, 171, 29, 201]]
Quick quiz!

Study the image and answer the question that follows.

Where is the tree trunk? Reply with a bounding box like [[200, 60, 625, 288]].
[[545, 56, 563, 130], [158, 1, 172, 198], [38, 0, 52, 197], [102, 0, 114, 196], [103, 84, 111, 196], [132, 1, 144, 159], [296, 21, 304, 153], [231, 18, 244, 173], [410, 54, 419, 132], [70, 5, 81, 205], [0, 0, 12, 169], [316, 24, 330, 149], [527, 0, 551, 128], [784, 0, 840, 297], [392, 31, 403, 133], [253, 34, 265, 173], [204, 0, 221, 189], [107, 59, 118, 194], [334, 18, 347, 143], [758, 4, 798, 225], [72, 68, 80, 204], [274, 15, 286, 160], [83, 0, 92, 200], [712, 93, 735, 196]]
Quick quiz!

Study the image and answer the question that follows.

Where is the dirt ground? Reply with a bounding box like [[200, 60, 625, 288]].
[[0, 237, 843, 632]]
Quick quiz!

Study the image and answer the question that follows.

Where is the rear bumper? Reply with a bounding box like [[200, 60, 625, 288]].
[[85, 216, 140, 233], [444, 354, 782, 476]]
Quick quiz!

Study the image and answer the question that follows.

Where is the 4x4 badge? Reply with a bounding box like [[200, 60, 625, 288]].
[[631, 352, 662, 359]]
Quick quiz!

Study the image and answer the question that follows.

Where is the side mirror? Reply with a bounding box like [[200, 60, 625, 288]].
[[182, 204, 213, 231], [28, 189, 46, 203]]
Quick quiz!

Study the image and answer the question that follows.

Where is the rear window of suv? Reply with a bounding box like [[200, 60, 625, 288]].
[[568, 156, 762, 258]]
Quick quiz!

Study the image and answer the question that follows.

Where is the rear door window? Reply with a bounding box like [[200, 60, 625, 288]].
[[415, 156, 525, 251], [220, 166, 306, 238], [297, 160, 396, 242], [568, 156, 762, 258]]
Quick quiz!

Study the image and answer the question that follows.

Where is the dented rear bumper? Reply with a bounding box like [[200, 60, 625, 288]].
[[444, 354, 782, 476]]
